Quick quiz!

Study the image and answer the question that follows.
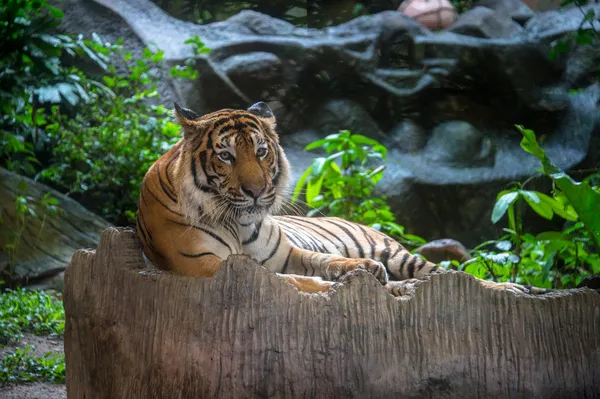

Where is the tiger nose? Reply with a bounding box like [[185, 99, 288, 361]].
[[242, 183, 265, 199]]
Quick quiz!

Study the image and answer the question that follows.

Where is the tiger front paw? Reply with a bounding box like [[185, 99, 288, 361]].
[[384, 279, 424, 297], [480, 280, 550, 295], [326, 258, 389, 284]]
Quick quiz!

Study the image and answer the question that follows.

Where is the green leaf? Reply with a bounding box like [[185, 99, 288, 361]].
[[517, 125, 600, 248], [291, 166, 312, 204], [306, 175, 324, 204], [491, 191, 518, 224], [520, 190, 553, 220]]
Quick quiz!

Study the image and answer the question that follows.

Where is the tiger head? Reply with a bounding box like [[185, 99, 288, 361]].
[[174, 101, 290, 225]]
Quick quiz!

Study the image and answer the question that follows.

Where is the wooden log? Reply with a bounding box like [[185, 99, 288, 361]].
[[0, 167, 110, 284], [64, 228, 600, 398]]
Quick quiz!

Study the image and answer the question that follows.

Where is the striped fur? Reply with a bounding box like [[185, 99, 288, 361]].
[[137, 102, 541, 296]]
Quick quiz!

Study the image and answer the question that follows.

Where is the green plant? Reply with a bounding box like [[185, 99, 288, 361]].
[[293, 130, 425, 246], [0, 0, 114, 175], [0, 346, 65, 385], [462, 127, 600, 289], [36, 36, 208, 224], [0, 288, 64, 346], [451, 0, 473, 13], [39, 47, 178, 223]]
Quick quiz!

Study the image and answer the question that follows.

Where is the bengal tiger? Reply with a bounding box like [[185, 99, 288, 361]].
[[136, 101, 544, 296]]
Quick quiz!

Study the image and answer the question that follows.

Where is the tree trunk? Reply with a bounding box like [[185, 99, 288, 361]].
[[64, 228, 600, 399]]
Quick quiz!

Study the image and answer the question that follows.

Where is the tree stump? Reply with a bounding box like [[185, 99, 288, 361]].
[[64, 228, 600, 398]]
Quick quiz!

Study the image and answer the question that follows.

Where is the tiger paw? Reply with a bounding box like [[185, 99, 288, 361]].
[[480, 280, 550, 295], [384, 279, 424, 297], [326, 258, 389, 284]]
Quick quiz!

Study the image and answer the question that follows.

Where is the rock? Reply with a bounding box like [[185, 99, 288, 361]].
[[387, 120, 428, 152], [448, 6, 526, 38], [414, 239, 472, 263], [311, 99, 387, 141], [0, 168, 111, 288], [423, 121, 496, 167], [473, 0, 535, 25], [55, 0, 600, 246], [398, 0, 457, 30], [578, 274, 600, 291], [526, 3, 600, 41]]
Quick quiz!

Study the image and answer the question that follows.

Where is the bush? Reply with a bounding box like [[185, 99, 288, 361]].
[[462, 127, 600, 289], [295, 129, 599, 289], [38, 46, 182, 224], [0, 0, 111, 175], [292, 130, 426, 247]]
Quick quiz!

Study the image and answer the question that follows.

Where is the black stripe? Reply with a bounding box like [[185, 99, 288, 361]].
[[199, 151, 219, 187], [168, 220, 232, 252], [390, 245, 403, 260], [357, 224, 376, 258], [327, 219, 364, 258], [180, 251, 216, 258], [380, 238, 391, 267], [242, 222, 262, 245], [165, 150, 179, 191], [282, 216, 350, 257], [406, 256, 418, 278], [157, 167, 177, 203], [281, 248, 293, 273], [282, 222, 321, 252], [398, 252, 410, 276], [278, 217, 335, 253], [261, 228, 282, 264], [417, 258, 428, 271]]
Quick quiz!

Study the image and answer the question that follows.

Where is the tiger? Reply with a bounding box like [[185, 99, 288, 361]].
[[136, 101, 545, 296]]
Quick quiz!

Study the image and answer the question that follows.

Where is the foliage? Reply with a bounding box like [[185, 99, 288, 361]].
[[38, 45, 183, 223], [0, 0, 113, 175], [462, 127, 600, 289], [0, 288, 64, 346], [293, 131, 426, 247], [451, 0, 473, 13], [36, 39, 208, 224], [0, 346, 65, 385]]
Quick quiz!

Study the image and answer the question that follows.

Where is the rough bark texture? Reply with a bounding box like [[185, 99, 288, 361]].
[[64, 228, 600, 399]]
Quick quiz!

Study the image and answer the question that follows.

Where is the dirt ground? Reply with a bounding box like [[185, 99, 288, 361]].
[[0, 334, 66, 399]]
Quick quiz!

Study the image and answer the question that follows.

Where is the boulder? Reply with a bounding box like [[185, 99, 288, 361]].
[[448, 6, 527, 38], [0, 168, 111, 289], [473, 0, 535, 25], [55, 0, 600, 246]]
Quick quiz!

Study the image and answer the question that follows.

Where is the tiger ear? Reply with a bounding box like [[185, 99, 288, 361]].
[[174, 102, 206, 140], [247, 101, 276, 127]]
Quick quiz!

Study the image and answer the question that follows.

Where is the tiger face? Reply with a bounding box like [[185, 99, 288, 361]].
[[175, 102, 290, 225]]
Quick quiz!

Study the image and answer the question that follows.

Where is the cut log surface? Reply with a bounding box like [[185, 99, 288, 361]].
[[64, 228, 600, 399], [0, 167, 111, 280]]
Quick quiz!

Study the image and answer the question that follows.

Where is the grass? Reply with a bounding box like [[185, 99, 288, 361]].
[[0, 288, 66, 385], [0, 347, 65, 384]]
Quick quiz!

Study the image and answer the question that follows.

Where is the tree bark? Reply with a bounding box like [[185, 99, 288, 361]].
[[64, 228, 600, 399]]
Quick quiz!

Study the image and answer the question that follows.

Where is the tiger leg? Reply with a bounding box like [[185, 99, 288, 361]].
[[277, 274, 336, 293], [284, 247, 389, 284]]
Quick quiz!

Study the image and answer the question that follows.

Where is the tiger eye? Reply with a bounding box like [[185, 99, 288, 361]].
[[256, 147, 268, 159]]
